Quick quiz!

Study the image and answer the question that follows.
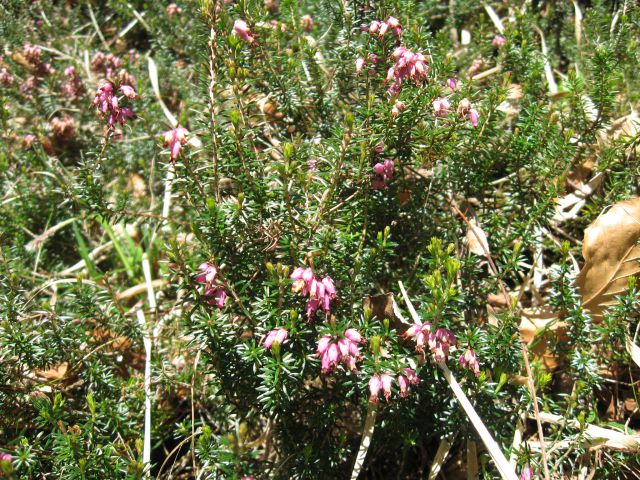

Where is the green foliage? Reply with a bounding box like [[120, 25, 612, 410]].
[[2, 1, 640, 478]]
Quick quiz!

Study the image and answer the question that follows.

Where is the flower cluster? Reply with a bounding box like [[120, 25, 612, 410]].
[[366, 17, 402, 38], [355, 53, 381, 75], [404, 320, 458, 362], [263, 328, 288, 350], [60, 66, 84, 98], [317, 328, 364, 373], [23, 42, 55, 76], [91, 51, 136, 85], [166, 3, 182, 19], [290, 267, 336, 320], [391, 100, 406, 118], [386, 46, 429, 98], [91, 51, 122, 75], [90, 82, 137, 128], [372, 159, 394, 190], [492, 35, 506, 48], [457, 98, 480, 127], [369, 368, 419, 402], [459, 348, 480, 376], [432, 97, 451, 117], [195, 262, 228, 308], [300, 14, 314, 32], [51, 115, 77, 143], [23, 134, 37, 149], [233, 20, 255, 44], [163, 127, 189, 161], [0, 67, 13, 86]]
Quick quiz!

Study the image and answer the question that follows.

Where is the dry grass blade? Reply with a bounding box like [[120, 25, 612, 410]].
[[147, 56, 178, 128], [350, 401, 378, 480], [626, 336, 640, 370], [528, 412, 640, 453], [575, 197, 640, 322], [428, 437, 453, 480]]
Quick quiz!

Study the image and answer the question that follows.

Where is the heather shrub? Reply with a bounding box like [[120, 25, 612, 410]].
[[1, 1, 640, 479]]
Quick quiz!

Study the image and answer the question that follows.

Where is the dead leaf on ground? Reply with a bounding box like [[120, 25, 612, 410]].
[[519, 307, 565, 371], [466, 217, 490, 257], [35, 362, 68, 381], [575, 197, 640, 323]]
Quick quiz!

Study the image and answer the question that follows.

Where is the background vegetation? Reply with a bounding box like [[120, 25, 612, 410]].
[[1, 0, 639, 478]]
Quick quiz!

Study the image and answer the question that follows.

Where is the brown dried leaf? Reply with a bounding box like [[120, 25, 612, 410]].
[[35, 362, 68, 381], [520, 307, 565, 371], [466, 218, 490, 257], [575, 197, 640, 323]]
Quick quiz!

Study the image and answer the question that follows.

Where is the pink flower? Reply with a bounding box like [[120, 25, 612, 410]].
[[492, 35, 506, 48], [432, 97, 451, 117], [263, 328, 288, 349], [343, 328, 362, 344], [457, 98, 479, 127], [195, 262, 227, 308], [91, 82, 136, 128], [459, 348, 480, 376], [368, 374, 382, 402], [386, 16, 402, 37], [23, 42, 41, 65], [233, 19, 255, 44], [447, 77, 457, 90], [163, 127, 189, 161], [374, 140, 385, 154], [383, 45, 429, 100], [391, 100, 405, 117], [290, 266, 337, 320], [355, 57, 365, 75], [204, 286, 227, 307], [404, 320, 431, 353], [119, 84, 138, 99], [108, 107, 135, 127], [300, 14, 314, 32], [39, 63, 55, 76], [317, 335, 332, 355], [372, 159, 394, 189], [91, 83, 113, 113], [23, 134, 37, 149], [429, 328, 457, 362], [380, 373, 393, 401], [397, 374, 409, 397], [0, 67, 13, 85], [519, 466, 533, 480], [402, 368, 419, 385], [166, 3, 182, 19], [469, 108, 479, 127], [317, 328, 364, 374], [195, 262, 218, 284], [369, 20, 381, 34]]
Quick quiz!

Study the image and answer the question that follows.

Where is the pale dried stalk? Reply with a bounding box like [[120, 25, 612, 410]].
[[136, 309, 152, 476], [527, 412, 640, 453], [428, 437, 453, 480], [483, 3, 505, 33], [350, 401, 378, 480]]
